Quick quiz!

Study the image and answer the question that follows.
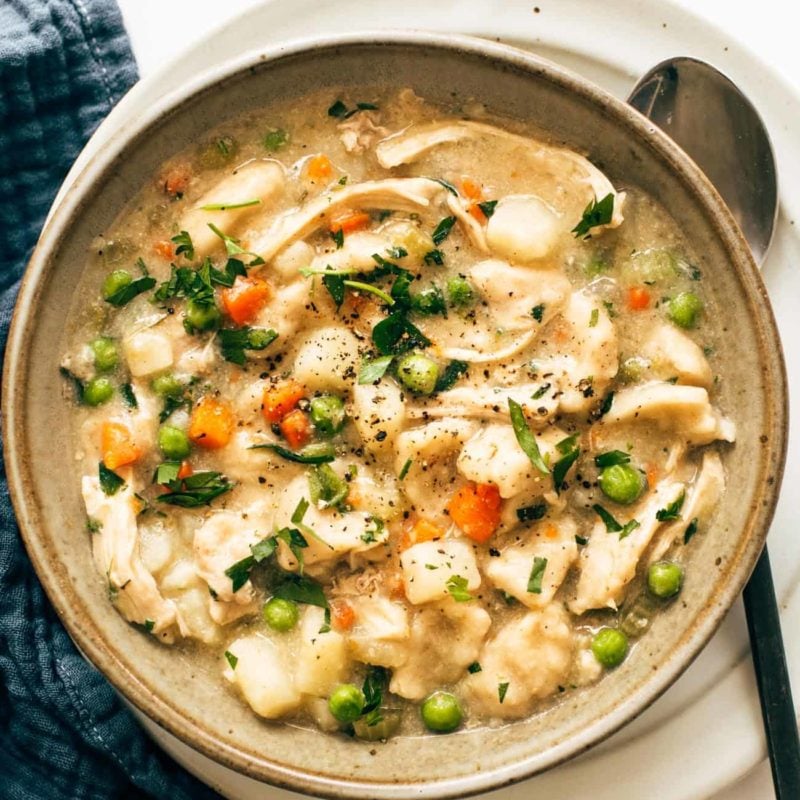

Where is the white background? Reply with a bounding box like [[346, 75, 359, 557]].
[[114, 1, 796, 798]]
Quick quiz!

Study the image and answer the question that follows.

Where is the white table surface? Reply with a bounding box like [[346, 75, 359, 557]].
[[114, 2, 796, 798]]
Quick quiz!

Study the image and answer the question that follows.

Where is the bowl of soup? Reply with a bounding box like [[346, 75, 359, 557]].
[[2, 31, 787, 799]]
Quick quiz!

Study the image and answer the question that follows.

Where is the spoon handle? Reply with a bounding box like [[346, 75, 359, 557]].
[[743, 547, 800, 799]]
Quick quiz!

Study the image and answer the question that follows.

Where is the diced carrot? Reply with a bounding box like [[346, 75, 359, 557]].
[[306, 154, 332, 181], [162, 164, 191, 196], [177, 461, 194, 480], [329, 211, 371, 235], [398, 516, 445, 552], [627, 286, 651, 310], [646, 464, 658, 488], [330, 600, 357, 632], [459, 177, 483, 201], [188, 396, 235, 449], [447, 482, 502, 544], [545, 523, 559, 540], [262, 380, 305, 424], [221, 276, 271, 326], [154, 240, 175, 259], [101, 421, 142, 470], [279, 409, 312, 449], [468, 203, 487, 223]]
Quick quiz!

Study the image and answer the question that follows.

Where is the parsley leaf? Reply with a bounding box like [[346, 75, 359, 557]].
[[594, 450, 631, 468], [527, 556, 548, 594], [153, 461, 181, 485], [552, 434, 580, 493], [593, 504, 623, 533], [157, 471, 234, 508], [571, 193, 615, 238], [398, 458, 413, 481], [620, 519, 640, 539], [330, 228, 344, 249], [656, 490, 686, 521], [224, 650, 238, 669], [508, 398, 549, 475], [372, 312, 431, 356], [273, 572, 328, 608], [423, 249, 445, 266], [322, 273, 346, 309], [105, 275, 156, 307], [308, 464, 349, 509], [684, 517, 699, 544], [432, 216, 456, 246], [516, 503, 547, 522], [498, 682, 510, 703], [120, 383, 138, 409], [434, 360, 468, 393], [598, 391, 615, 418], [467, 662, 482, 674], [477, 200, 497, 218], [251, 442, 336, 464], [446, 574, 472, 602], [171, 230, 195, 260], [99, 462, 125, 496], [218, 326, 278, 365], [531, 304, 545, 322], [532, 382, 551, 400], [327, 100, 379, 119], [358, 355, 394, 385]]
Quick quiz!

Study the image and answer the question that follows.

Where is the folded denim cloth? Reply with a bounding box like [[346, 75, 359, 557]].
[[0, 3, 220, 798]]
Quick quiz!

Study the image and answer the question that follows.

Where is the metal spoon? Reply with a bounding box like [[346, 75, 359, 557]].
[[628, 58, 797, 799]]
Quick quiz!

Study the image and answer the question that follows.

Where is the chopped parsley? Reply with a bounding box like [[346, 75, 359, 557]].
[[423, 249, 445, 266], [594, 450, 630, 468], [446, 574, 472, 602], [327, 100, 379, 119], [308, 464, 349, 509], [252, 442, 336, 464], [156, 471, 234, 508], [171, 230, 195, 261], [508, 398, 549, 475], [593, 504, 623, 533], [361, 666, 388, 726], [598, 391, 615, 418], [263, 128, 289, 151], [477, 200, 498, 218], [571, 193, 615, 238], [431, 216, 456, 245], [467, 662, 482, 674], [589, 308, 599, 327], [371, 312, 431, 355], [552, 434, 580, 494], [342, 279, 395, 306], [517, 503, 547, 522], [434, 360, 469, 393], [619, 519, 640, 539], [120, 383, 138, 409], [358, 355, 394, 385], [531, 304, 545, 322], [398, 458, 413, 481], [656, 491, 686, 521], [207, 223, 264, 264], [143, 619, 155, 632], [575, 535, 589, 546], [498, 682, 510, 704], [99, 462, 125, 496], [527, 557, 548, 594], [200, 199, 262, 211], [224, 650, 238, 669], [684, 517, 699, 544], [218, 326, 278, 365], [330, 228, 345, 249], [104, 275, 156, 307]]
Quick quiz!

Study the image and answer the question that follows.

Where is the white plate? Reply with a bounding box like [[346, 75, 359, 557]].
[[60, 1, 800, 798]]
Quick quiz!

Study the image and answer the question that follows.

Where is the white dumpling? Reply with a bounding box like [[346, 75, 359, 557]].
[[641, 324, 713, 388], [123, 331, 174, 378], [291, 325, 360, 394], [352, 379, 406, 456], [347, 595, 410, 668], [400, 539, 481, 605], [224, 634, 301, 718], [462, 604, 573, 719], [294, 606, 350, 696], [486, 195, 562, 264]]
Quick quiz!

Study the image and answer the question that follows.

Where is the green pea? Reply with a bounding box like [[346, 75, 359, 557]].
[[411, 286, 446, 316], [328, 683, 365, 724], [420, 691, 463, 733], [102, 270, 132, 300], [90, 337, 118, 372], [599, 464, 646, 505], [648, 561, 684, 599], [395, 352, 439, 395], [668, 291, 703, 329], [151, 373, 184, 398], [158, 425, 191, 460], [262, 597, 299, 632], [309, 395, 346, 437], [185, 299, 221, 332], [446, 276, 475, 307], [591, 627, 629, 668], [264, 129, 289, 151], [83, 377, 114, 406], [618, 356, 650, 384]]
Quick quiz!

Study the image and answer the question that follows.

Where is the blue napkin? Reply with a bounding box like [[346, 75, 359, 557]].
[[0, 3, 221, 798]]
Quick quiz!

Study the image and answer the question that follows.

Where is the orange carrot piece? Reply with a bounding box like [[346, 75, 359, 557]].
[[221, 276, 271, 326], [101, 421, 142, 470], [188, 396, 235, 449], [330, 211, 371, 235], [306, 154, 332, 181], [279, 409, 312, 449], [447, 482, 502, 544], [154, 240, 175, 259], [646, 464, 658, 488], [331, 600, 357, 632], [545, 523, 559, 540], [459, 177, 483, 201], [468, 203, 487, 223], [177, 461, 194, 480], [627, 286, 651, 311], [162, 164, 191, 196], [398, 516, 445, 552], [262, 380, 305, 424]]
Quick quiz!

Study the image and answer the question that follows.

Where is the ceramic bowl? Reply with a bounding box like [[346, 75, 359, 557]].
[[1, 32, 787, 799]]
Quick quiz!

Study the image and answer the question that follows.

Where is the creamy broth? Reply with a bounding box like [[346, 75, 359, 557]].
[[61, 87, 732, 738]]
